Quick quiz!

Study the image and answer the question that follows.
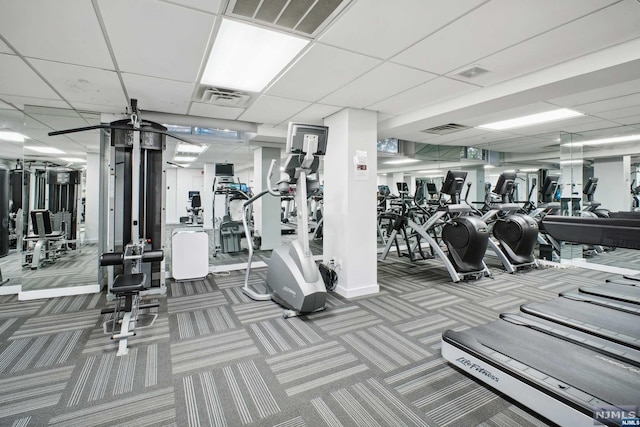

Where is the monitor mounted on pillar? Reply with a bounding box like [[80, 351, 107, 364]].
[[285, 123, 328, 156], [441, 171, 467, 204], [215, 163, 234, 177]]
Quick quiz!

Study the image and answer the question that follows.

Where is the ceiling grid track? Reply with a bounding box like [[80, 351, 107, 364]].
[[91, 0, 129, 114]]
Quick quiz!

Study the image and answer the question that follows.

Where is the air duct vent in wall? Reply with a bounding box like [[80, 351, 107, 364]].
[[226, 0, 350, 36], [421, 123, 471, 135], [456, 65, 490, 79], [200, 87, 251, 107]]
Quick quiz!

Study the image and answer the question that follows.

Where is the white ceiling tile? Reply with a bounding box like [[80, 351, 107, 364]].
[[320, 63, 436, 108], [123, 73, 195, 114], [70, 102, 124, 114], [573, 92, 640, 114], [162, 0, 222, 13], [238, 96, 310, 125], [99, 0, 215, 82], [0, 100, 17, 110], [368, 77, 479, 116], [189, 102, 244, 120], [549, 77, 640, 108], [319, 0, 485, 59], [0, 39, 12, 54], [0, 109, 24, 133], [285, 103, 343, 126], [377, 113, 395, 123], [473, 1, 640, 87], [0, 0, 113, 69], [595, 105, 640, 120], [464, 102, 564, 127], [0, 55, 61, 100], [1, 96, 68, 111], [266, 44, 381, 102], [30, 59, 126, 108], [612, 115, 640, 126], [392, 0, 619, 74]]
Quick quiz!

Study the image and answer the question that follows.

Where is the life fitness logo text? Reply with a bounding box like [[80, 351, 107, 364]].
[[456, 357, 499, 383]]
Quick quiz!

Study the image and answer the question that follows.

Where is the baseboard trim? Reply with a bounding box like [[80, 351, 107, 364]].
[[19, 283, 101, 300], [335, 283, 379, 299]]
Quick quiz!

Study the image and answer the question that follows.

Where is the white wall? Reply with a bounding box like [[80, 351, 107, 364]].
[[84, 153, 100, 243], [594, 158, 630, 212], [165, 167, 204, 224]]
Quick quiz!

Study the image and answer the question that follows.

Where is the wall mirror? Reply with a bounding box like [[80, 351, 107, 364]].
[[0, 106, 24, 295], [21, 106, 100, 295]]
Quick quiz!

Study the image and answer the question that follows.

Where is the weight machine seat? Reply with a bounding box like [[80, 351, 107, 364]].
[[112, 273, 147, 294]]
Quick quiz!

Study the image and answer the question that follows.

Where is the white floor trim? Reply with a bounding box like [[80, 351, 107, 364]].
[[208, 255, 323, 274], [334, 283, 380, 299], [0, 284, 22, 295], [19, 283, 101, 300], [568, 258, 640, 276]]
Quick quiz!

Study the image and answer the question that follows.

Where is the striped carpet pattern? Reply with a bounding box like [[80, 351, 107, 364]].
[[0, 252, 617, 426], [21, 244, 99, 290]]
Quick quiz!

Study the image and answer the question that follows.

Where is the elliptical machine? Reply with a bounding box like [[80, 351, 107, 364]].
[[380, 170, 491, 282], [480, 172, 538, 272], [242, 123, 328, 317]]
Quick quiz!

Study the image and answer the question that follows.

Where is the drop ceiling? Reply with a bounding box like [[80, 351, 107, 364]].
[[0, 0, 639, 171]]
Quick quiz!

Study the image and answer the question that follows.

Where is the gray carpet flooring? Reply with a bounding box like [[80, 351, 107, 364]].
[[0, 255, 617, 426], [21, 244, 99, 291]]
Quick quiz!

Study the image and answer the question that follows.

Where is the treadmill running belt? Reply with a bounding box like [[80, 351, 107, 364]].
[[443, 320, 640, 414], [580, 283, 640, 305], [561, 290, 640, 315], [521, 298, 640, 350]]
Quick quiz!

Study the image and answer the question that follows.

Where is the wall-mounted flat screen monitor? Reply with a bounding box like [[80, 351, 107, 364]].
[[215, 163, 234, 177], [377, 138, 399, 154], [285, 123, 329, 155], [426, 182, 438, 195]]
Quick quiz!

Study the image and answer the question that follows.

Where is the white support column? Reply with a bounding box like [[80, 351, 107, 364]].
[[84, 153, 100, 243], [203, 163, 215, 230], [324, 108, 379, 299], [594, 157, 630, 212], [392, 172, 404, 196], [254, 147, 281, 250]]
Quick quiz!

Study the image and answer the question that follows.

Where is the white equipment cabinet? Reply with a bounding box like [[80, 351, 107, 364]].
[[171, 228, 209, 281]]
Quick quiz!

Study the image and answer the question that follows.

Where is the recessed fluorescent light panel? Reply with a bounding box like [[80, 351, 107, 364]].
[[0, 131, 27, 142], [60, 157, 86, 163], [384, 159, 420, 165], [565, 134, 640, 147], [176, 144, 207, 154], [201, 19, 309, 92], [560, 159, 583, 165], [483, 164, 495, 169], [174, 156, 197, 163], [25, 146, 65, 154], [477, 109, 583, 130]]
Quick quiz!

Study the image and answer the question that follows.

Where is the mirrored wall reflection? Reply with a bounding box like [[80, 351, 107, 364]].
[[0, 106, 24, 293], [21, 106, 100, 292]]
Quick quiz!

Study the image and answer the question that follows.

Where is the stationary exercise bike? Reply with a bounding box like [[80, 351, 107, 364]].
[[242, 123, 329, 317]]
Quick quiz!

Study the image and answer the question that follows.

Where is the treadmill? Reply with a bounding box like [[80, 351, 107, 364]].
[[442, 216, 640, 427]]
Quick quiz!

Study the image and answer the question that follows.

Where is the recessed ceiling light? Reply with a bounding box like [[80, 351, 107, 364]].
[[564, 133, 640, 147], [384, 159, 420, 165], [417, 170, 443, 174], [176, 144, 207, 153], [559, 159, 583, 165], [0, 131, 27, 142], [60, 157, 86, 163], [478, 109, 583, 130], [519, 168, 539, 172], [174, 156, 197, 162], [484, 164, 495, 169], [201, 19, 309, 92], [25, 146, 65, 154]]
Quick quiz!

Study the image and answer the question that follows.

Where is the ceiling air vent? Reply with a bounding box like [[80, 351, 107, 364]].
[[421, 123, 471, 135], [456, 65, 490, 79], [226, 0, 350, 36], [200, 87, 251, 107]]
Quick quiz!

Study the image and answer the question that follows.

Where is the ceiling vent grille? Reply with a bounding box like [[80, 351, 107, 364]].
[[200, 87, 251, 107], [456, 65, 490, 79], [421, 123, 471, 135], [226, 0, 350, 36]]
